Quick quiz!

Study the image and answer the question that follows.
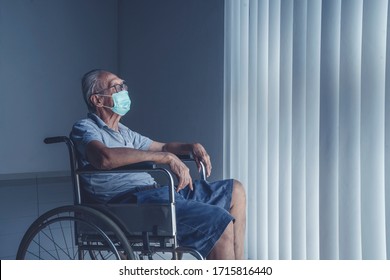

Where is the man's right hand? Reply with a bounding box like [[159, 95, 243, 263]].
[[165, 153, 193, 192]]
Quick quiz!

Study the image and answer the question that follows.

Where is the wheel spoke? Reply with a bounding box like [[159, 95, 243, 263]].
[[17, 206, 134, 260], [39, 223, 74, 259]]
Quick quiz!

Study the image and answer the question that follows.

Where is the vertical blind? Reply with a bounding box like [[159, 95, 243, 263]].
[[224, 0, 390, 259]]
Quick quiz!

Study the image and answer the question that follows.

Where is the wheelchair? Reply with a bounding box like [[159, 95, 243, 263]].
[[16, 136, 205, 260]]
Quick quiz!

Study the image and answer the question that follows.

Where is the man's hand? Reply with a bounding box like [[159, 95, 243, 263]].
[[192, 143, 212, 178], [149, 141, 212, 186], [165, 153, 193, 192]]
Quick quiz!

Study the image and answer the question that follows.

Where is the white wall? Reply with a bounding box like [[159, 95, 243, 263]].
[[118, 0, 225, 180], [0, 0, 225, 259], [0, 0, 119, 259], [0, 0, 225, 181], [0, 0, 119, 175]]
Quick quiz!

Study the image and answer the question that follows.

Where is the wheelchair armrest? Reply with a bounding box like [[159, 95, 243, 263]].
[[78, 161, 157, 173], [77, 162, 176, 204], [117, 162, 157, 170], [44, 136, 69, 144], [177, 154, 194, 161]]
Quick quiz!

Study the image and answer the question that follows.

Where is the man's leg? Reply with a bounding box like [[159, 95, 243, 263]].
[[207, 221, 235, 259], [175, 179, 245, 259], [203, 179, 246, 260], [230, 179, 246, 259]]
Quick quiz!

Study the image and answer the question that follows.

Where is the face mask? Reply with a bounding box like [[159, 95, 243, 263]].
[[100, 90, 131, 116]]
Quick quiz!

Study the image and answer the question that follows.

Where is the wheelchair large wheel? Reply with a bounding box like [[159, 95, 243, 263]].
[[16, 205, 134, 260]]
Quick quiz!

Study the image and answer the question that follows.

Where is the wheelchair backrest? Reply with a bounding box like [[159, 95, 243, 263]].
[[44, 136, 82, 204]]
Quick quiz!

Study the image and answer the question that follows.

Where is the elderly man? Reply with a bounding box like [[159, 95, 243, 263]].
[[70, 69, 246, 259]]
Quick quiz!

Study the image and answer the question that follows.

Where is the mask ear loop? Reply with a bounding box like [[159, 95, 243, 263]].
[[95, 94, 113, 97], [91, 94, 114, 110]]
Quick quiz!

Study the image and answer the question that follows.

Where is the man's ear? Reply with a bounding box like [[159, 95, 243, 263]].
[[90, 95, 103, 108]]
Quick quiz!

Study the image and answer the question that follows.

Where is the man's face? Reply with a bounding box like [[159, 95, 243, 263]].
[[93, 72, 126, 109], [99, 72, 125, 94]]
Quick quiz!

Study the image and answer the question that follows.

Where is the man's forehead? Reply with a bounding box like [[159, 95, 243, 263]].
[[101, 73, 123, 86]]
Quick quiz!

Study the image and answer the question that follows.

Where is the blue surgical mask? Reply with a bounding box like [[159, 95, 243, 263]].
[[100, 90, 131, 116]]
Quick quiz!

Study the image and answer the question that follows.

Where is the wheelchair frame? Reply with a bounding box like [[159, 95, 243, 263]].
[[16, 136, 205, 260]]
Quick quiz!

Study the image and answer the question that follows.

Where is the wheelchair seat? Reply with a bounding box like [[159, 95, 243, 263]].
[[16, 136, 204, 260]]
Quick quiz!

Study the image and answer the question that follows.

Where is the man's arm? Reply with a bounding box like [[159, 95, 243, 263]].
[[149, 141, 212, 178], [85, 140, 193, 191]]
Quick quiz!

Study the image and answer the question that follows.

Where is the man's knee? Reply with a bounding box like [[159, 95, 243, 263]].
[[232, 179, 246, 206]]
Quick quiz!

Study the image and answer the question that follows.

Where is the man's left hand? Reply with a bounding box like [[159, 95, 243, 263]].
[[192, 143, 212, 178]]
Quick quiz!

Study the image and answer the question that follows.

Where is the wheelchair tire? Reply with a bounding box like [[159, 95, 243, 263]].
[[16, 205, 135, 260]]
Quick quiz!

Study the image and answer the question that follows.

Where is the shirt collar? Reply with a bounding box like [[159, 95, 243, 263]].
[[87, 113, 107, 129], [87, 113, 126, 131]]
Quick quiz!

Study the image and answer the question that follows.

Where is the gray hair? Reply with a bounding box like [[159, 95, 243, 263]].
[[81, 69, 109, 112]]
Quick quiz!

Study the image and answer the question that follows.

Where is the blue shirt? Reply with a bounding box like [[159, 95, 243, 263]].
[[70, 113, 155, 202]]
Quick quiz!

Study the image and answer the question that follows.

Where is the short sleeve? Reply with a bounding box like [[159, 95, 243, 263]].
[[127, 129, 152, 151], [70, 119, 103, 161]]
